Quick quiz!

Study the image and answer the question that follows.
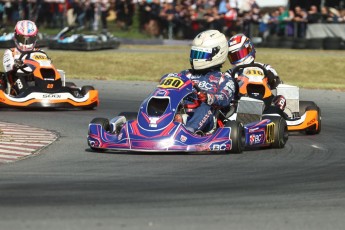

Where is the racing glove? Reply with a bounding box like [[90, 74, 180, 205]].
[[13, 59, 24, 70], [198, 91, 215, 105], [267, 71, 282, 89], [272, 95, 286, 111]]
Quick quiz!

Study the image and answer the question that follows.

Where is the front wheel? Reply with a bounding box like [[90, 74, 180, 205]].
[[90, 117, 110, 132], [299, 101, 321, 135], [224, 120, 245, 154], [81, 85, 95, 96], [88, 118, 110, 152], [305, 105, 321, 135], [65, 82, 77, 88]]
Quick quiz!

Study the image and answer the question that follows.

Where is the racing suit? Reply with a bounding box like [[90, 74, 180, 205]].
[[177, 68, 237, 133], [226, 61, 286, 112], [2, 47, 40, 95]]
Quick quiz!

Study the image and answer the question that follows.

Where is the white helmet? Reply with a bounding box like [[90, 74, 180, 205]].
[[190, 30, 228, 70], [228, 34, 256, 66]]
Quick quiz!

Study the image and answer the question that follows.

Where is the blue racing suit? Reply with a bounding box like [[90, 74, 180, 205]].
[[177, 68, 237, 133]]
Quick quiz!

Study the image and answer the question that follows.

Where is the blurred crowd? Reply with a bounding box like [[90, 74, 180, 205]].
[[0, 0, 344, 39]]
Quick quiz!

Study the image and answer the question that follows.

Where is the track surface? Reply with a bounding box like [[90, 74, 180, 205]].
[[0, 80, 345, 230]]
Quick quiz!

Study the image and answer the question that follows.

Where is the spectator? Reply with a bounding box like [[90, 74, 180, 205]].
[[292, 6, 307, 37], [100, 0, 110, 32], [204, 5, 223, 32], [328, 7, 341, 23], [84, 0, 95, 30], [268, 9, 280, 36], [147, 0, 161, 37], [223, 1, 237, 36], [0, 2, 4, 27], [138, 0, 151, 33], [159, 2, 177, 37], [321, 6, 340, 23], [115, 0, 134, 31], [277, 6, 293, 36], [307, 5, 322, 23], [258, 11, 270, 39]]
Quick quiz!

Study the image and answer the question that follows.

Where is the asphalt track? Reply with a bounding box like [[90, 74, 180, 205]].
[[0, 80, 345, 230]]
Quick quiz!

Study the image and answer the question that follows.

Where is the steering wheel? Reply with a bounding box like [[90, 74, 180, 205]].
[[183, 82, 202, 109]]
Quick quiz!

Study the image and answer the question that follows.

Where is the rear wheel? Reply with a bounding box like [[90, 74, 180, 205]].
[[263, 115, 288, 148], [224, 120, 245, 154]]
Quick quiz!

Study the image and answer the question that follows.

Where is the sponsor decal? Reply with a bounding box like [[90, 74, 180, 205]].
[[180, 135, 187, 142], [209, 75, 219, 83], [89, 139, 100, 148], [249, 133, 264, 145], [248, 127, 259, 133], [211, 143, 229, 151], [155, 90, 168, 97], [33, 54, 48, 61], [198, 110, 212, 129], [42, 94, 62, 99], [307, 118, 316, 126], [198, 81, 215, 91]]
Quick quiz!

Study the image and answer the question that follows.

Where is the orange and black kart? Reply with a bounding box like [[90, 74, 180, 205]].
[[230, 63, 321, 135], [0, 50, 99, 109]]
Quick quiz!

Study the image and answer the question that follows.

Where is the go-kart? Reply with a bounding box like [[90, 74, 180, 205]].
[[48, 27, 120, 51], [0, 50, 99, 109], [230, 63, 321, 135], [87, 73, 288, 153]]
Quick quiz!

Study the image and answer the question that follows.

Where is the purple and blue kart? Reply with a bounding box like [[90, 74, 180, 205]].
[[87, 74, 288, 153]]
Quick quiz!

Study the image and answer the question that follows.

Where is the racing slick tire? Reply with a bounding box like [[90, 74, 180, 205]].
[[224, 120, 245, 154], [263, 115, 288, 148], [88, 118, 110, 152], [81, 85, 95, 95], [118, 112, 138, 121], [299, 101, 321, 135], [65, 82, 77, 88]]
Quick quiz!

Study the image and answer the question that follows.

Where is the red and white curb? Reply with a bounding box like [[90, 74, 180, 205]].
[[0, 121, 58, 164]]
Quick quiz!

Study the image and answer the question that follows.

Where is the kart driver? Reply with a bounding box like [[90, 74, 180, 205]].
[[168, 30, 237, 135], [1, 20, 40, 95], [226, 33, 287, 111]]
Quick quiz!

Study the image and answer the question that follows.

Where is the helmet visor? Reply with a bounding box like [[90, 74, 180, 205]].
[[15, 33, 37, 45], [228, 45, 253, 64], [190, 46, 213, 60]]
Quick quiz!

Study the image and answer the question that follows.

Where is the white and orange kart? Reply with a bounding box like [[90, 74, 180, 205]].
[[230, 63, 321, 135], [0, 50, 99, 109]]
